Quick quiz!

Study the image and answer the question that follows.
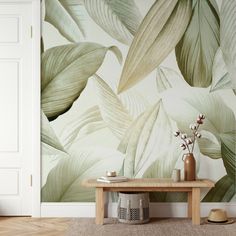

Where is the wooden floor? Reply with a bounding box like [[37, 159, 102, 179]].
[[0, 217, 71, 236]]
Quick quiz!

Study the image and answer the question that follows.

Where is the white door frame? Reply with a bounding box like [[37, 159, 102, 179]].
[[31, 0, 41, 217]]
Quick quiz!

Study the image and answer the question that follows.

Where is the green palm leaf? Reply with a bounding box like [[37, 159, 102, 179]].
[[221, 0, 236, 89], [59, 106, 105, 150], [203, 175, 235, 202], [118, 0, 192, 93], [92, 75, 132, 139], [210, 48, 231, 92], [45, 0, 85, 42], [41, 111, 65, 155], [220, 132, 236, 181], [176, 0, 220, 87], [42, 147, 124, 202], [84, 0, 142, 45], [41, 43, 122, 120]]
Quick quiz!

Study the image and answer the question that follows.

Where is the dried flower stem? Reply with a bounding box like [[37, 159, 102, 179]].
[[191, 124, 200, 153], [181, 137, 191, 153]]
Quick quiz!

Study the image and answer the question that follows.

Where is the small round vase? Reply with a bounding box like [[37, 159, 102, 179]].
[[182, 153, 196, 181]]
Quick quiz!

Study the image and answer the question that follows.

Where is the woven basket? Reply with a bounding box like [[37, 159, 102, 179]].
[[117, 192, 149, 224]]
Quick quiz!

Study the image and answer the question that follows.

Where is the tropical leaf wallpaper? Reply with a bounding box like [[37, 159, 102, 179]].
[[41, 0, 236, 202]]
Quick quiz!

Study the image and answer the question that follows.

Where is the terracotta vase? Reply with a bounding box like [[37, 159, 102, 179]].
[[182, 153, 196, 181]]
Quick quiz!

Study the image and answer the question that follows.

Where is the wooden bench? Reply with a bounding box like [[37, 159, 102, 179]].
[[82, 178, 214, 225]]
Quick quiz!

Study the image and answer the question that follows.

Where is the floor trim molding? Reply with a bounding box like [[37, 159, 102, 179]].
[[41, 202, 236, 217]]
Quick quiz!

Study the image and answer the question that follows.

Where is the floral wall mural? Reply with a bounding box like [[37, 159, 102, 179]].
[[41, 0, 236, 202]]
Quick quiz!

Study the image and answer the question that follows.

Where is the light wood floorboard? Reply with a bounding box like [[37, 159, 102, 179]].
[[0, 217, 72, 236]]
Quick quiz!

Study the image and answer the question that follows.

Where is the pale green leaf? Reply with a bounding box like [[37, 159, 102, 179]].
[[118, 0, 192, 93], [220, 132, 236, 181], [203, 175, 235, 202], [41, 147, 124, 202], [176, 0, 220, 87], [42, 154, 67, 187], [118, 101, 183, 178], [198, 130, 221, 159], [221, 0, 236, 89], [92, 75, 132, 140], [156, 66, 188, 93], [41, 43, 122, 120], [41, 111, 65, 155], [59, 106, 106, 150], [143, 154, 179, 180], [119, 90, 149, 118], [210, 48, 232, 92], [45, 0, 85, 42], [84, 0, 142, 45]]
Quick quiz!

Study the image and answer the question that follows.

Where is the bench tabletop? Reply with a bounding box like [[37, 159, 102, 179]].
[[82, 178, 214, 188]]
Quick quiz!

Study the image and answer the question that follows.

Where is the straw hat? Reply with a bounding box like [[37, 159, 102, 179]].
[[205, 209, 234, 225]]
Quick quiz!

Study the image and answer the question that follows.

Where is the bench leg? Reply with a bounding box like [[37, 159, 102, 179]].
[[188, 191, 192, 218], [96, 187, 104, 225], [192, 188, 200, 225]]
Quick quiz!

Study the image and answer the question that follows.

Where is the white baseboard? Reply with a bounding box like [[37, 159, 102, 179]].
[[41, 202, 236, 217]]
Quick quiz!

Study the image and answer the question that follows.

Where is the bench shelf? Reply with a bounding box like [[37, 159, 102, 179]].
[[82, 178, 214, 225]]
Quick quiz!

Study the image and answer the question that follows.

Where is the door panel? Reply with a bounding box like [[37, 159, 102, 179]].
[[0, 3, 32, 215], [0, 60, 19, 152], [0, 16, 19, 43]]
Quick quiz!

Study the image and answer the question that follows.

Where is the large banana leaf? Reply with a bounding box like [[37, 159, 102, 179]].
[[203, 175, 235, 202], [42, 147, 124, 202], [45, 0, 85, 42], [221, 0, 236, 89], [41, 111, 65, 155], [42, 153, 67, 187], [84, 0, 142, 45], [59, 106, 105, 150], [41, 43, 122, 121], [210, 48, 231, 92], [118, 0, 192, 93], [175, 0, 220, 87], [197, 130, 221, 159], [220, 132, 236, 181], [118, 101, 182, 178], [92, 75, 132, 139]]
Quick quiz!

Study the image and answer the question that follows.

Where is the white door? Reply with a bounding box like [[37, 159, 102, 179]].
[[0, 2, 33, 215]]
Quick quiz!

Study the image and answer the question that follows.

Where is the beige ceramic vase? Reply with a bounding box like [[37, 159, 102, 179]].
[[182, 153, 196, 181]]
